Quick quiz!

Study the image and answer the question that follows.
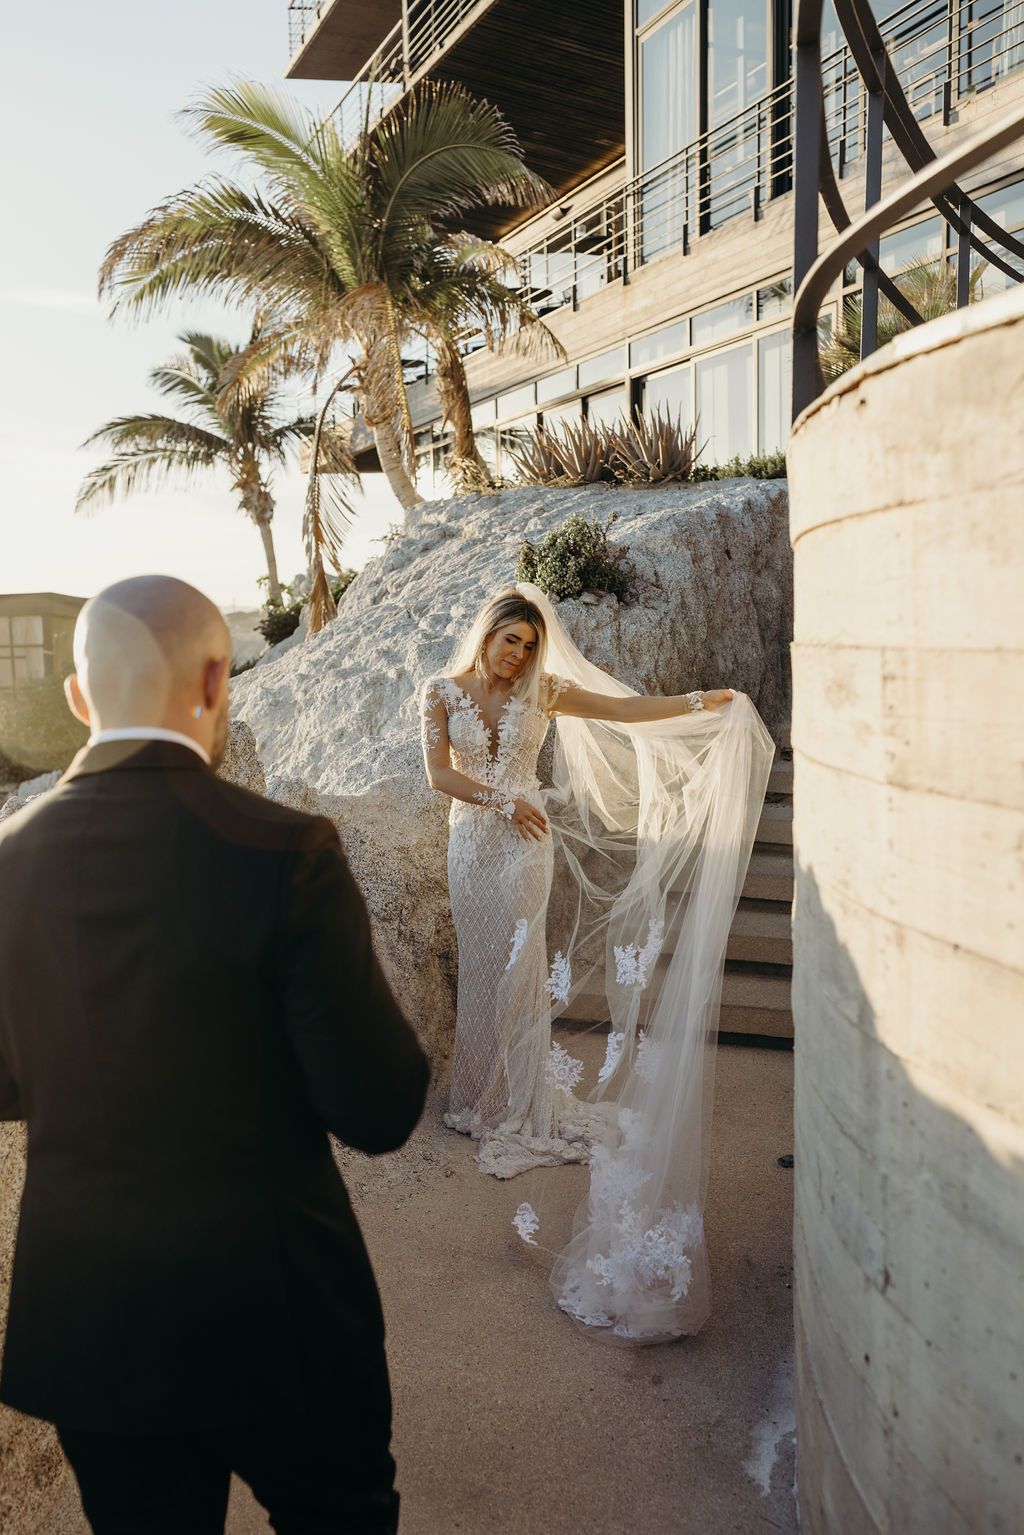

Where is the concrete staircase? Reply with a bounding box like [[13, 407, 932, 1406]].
[[563, 752, 795, 1040], [720, 751, 794, 1040]]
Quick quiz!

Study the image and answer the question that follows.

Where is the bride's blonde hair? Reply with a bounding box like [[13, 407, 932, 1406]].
[[448, 589, 548, 711]]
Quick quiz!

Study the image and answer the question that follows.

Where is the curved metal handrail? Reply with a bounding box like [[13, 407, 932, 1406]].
[[793, 0, 1024, 416], [794, 104, 1024, 412]]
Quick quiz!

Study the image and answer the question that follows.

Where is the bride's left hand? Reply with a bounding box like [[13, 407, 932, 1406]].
[[700, 689, 734, 711]]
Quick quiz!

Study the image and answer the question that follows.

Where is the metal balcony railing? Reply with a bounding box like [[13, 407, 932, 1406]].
[[507, 0, 1024, 320], [316, 0, 490, 144], [288, 2, 325, 58], [792, 0, 1024, 414]]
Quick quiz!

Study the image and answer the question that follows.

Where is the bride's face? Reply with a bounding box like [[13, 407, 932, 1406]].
[[484, 622, 538, 684]]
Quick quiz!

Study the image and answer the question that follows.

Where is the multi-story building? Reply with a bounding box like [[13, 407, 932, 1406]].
[[285, 1, 1024, 493]]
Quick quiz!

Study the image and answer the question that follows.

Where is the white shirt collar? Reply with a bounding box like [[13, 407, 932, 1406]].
[[87, 727, 211, 766]]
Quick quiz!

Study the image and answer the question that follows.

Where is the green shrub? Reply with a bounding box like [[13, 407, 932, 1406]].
[[329, 569, 357, 604], [517, 513, 634, 603], [693, 451, 787, 481], [258, 600, 303, 646], [0, 681, 88, 777]]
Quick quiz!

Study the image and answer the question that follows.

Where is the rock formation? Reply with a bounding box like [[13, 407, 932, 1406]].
[[228, 480, 792, 1062]]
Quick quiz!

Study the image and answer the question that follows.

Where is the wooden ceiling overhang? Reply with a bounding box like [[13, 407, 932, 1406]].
[[422, 0, 626, 236], [287, 2, 402, 81]]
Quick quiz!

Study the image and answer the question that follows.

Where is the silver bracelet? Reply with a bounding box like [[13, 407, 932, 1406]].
[[687, 691, 705, 712]]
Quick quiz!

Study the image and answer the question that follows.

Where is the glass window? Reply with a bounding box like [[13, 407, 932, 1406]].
[[641, 363, 693, 425], [977, 179, 1024, 231], [708, 0, 769, 127], [637, 0, 672, 24], [758, 332, 792, 455], [537, 366, 577, 404], [12, 616, 43, 645], [696, 345, 753, 464], [692, 293, 754, 347], [542, 400, 583, 433], [640, 6, 697, 259], [497, 383, 536, 420], [499, 418, 538, 475], [587, 388, 628, 429], [470, 399, 496, 430], [642, 4, 697, 166], [578, 349, 623, 389], [630, 319, 689, 369], [415, 452, 435, 500], [476, 428, 499, 474], [879, 216, 943, 274], [758, 278, 793, 320]]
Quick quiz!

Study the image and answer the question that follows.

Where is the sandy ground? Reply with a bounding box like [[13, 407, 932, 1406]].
[[48, 1033, 795, 1535]]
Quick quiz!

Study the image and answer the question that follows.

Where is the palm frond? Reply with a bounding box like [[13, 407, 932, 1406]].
[[182, 79, 328, 182], [98, 178, 339, 321], [80, 413, 229, 457], [371, 82, 551, 249], [303, 380, 362, 632], [75, 435, 226, 514]]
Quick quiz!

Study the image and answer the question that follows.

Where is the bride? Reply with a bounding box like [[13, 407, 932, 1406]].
[[420, 583, 773, 1340]]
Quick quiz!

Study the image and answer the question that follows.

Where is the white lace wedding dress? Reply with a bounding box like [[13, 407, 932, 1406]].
[[423, 583, 774, 1341], [421, 674, 606, 1179]]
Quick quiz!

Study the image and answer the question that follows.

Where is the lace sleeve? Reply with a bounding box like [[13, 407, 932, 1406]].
[[420, 680, 450, 767], [544, 673, 577, 718]]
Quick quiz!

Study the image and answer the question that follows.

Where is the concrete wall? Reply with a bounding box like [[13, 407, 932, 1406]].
[[788, 286, 1024, 1531]]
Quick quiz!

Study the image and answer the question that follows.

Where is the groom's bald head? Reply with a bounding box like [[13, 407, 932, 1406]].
[[67, 575, 232, 765]]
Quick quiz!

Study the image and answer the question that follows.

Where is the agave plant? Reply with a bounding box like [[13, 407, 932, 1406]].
[[508, 417, 613, 486], [610, 408, 700, 484], [820, 256, 987, 382], [509, 408, 700, 488]]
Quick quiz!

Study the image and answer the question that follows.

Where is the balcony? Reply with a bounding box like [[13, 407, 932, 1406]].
[[303, 0, 624, 232], [287, 2, 402, 81], [508, 0, 1024, 319]]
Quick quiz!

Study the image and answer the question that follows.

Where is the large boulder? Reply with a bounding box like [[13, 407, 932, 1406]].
[[230, 480, 792, 797], [229, 480, 792, 1063]]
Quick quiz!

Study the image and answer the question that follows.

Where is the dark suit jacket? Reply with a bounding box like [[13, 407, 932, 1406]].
[[0, 738, 429, 1433]]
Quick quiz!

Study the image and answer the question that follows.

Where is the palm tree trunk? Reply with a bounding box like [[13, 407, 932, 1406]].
[[372, 419, 424, 513], [256, 515, 282, 606], [435, 338, 485, 468]]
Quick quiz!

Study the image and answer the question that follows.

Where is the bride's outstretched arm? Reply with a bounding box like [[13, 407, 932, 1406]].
[[550, 679, 733, 725], [420, 684, 548, 840]]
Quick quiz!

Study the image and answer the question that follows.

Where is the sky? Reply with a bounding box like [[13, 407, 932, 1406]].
[[0, 0, 399, 612]]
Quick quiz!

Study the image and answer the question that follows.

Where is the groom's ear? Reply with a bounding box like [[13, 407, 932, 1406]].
[[64, 673, 91, 727], [203, 655, 230, 709]]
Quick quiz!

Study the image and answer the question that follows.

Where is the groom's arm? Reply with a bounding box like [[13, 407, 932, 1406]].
[[278, 815, 429, 1154]]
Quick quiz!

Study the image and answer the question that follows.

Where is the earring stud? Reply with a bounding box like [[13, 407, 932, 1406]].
[[192, 704, 204, 720]]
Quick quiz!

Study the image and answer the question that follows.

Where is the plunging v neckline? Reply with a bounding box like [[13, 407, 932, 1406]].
[[448, 678, 513, 763]]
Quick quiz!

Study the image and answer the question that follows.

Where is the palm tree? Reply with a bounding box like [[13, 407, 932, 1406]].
[[820, 257, 986, 382], [98, 79, 556, 526], [76, 329, 312, 605]]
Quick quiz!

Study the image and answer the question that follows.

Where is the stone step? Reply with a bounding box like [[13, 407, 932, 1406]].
[[726, 900, 793, 965], [756, 798, 793, 848], [768, 752, 793, 797], [719, 966, 793, 1039], [742, 846, 794, 903]]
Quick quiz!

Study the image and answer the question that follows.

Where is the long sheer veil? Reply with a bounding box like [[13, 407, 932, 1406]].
[[513, 581, 775, 1343]]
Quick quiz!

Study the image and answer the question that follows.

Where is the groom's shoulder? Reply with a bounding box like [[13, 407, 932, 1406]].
[[196, 773, 338, 856]]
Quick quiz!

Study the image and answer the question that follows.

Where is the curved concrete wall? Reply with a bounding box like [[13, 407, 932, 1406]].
[[788, 286, 1024, 1532]]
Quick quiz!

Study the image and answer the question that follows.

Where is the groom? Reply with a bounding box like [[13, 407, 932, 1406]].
[[0, 575, 429, 1534]]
